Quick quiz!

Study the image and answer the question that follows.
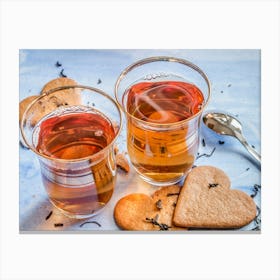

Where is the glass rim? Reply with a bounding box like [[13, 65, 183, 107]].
[[20, 84, 123, 163], [114, 56, 211, 127]]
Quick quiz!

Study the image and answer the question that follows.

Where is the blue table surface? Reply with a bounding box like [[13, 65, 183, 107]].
[[19, 49, 261, 232]]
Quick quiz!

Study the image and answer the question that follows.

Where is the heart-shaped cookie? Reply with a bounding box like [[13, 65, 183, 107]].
[[114, 185, 184, 231], [173, 166, 257, 228]]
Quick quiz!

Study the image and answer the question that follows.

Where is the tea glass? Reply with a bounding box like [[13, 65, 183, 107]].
[[20, 85, 122, 219], [115, 56, 211, 186]]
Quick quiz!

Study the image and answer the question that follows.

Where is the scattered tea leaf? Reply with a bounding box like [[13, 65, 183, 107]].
[[45, 211, 53, 221], [97, 78, 102, 84], [160, 224, 170, 230], [59, 69, 67, 77], [79, 221, 101, 228], [55, 61, 62, 67], [252, 205, 261, 229], [167, 192, 180, 197], [208, 183, 219, 189], [196, 147, 216, 159], [250, 184, 261, 198], [202, 138, 206, 147], [54, 223, 63, 227], [251, 226, 260, 231], [227, 84, 232, 87], [145, 216, 171, 231], [218, 140, 225, 145]]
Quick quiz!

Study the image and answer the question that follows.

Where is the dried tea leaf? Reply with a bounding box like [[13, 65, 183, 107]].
[[208, 183, 219, 189]]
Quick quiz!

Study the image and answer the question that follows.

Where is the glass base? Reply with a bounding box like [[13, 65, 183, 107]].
[[49, 200, 105, 219], [135, 169, 186, 186]]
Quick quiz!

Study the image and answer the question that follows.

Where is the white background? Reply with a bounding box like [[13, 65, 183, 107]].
[[0, 0, 280, 279]]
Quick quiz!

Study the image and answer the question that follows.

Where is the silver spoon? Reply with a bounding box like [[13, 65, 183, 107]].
[[203, 112, 261, 164]]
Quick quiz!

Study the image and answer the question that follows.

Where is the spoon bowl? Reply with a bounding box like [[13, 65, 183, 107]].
[[203, 111, 261, 164], [203, 112, 242, 136]]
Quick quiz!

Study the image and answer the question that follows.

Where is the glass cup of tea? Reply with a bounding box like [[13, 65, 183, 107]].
[[20, 85, 122, 219], [115, 56, 211, 186]]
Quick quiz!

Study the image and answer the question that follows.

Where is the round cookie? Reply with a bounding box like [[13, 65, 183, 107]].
[[19, 95, 39, 125], [40, 77, 81, 106], [20, 77, 81, 128], [41, 77, 78, 93], [114, 193, 156, 230], [114, 185, 185, 231]]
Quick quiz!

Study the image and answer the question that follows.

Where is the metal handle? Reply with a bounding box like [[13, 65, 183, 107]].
[[234, 131, 261, 165]]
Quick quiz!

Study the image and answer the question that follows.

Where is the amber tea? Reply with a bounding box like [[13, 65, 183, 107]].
[[115, 56, 211, 185], [21, 85, 122, 219], [125, 80, 204, 183], [33, 108, 117, 217]]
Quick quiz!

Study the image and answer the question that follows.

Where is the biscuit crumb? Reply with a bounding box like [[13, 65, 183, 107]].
[[116, 153, 130, 173], [114, 145, 119, 155]]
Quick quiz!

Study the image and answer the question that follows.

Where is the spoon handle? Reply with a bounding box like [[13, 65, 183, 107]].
[[234, 131, 261, 164]]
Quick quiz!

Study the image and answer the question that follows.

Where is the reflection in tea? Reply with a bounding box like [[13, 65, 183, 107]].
[[125, 80, 204, 184]]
